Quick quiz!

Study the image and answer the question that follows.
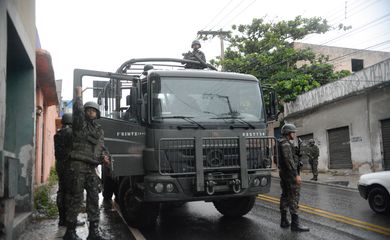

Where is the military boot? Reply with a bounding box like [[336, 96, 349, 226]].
[[280, 211, 290, 228], [313, 175, 318, 181], [63, 222, 82, 240], [87, 221, 108, 240], [291, 214, 310, 232]]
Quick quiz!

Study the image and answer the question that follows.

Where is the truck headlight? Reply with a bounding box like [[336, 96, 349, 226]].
[[260, 177, 268, 186], [166, 183, 175, 193], [154, 183, 164, 193]]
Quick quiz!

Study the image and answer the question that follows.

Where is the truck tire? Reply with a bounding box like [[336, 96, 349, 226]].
[[368, 186, 390, 214], [123, 188, 160, 228], [118, 177, 131, 219], [213, 196, 256, 217], [102, 169, 115, 200]]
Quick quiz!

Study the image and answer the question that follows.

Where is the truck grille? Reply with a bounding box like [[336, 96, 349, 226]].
[[203, 138, 240, 170], [159, 137, 275, 175], [246, 137, 274, 170]]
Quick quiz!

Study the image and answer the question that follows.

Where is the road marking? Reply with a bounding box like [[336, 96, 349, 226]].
[[112, 202, 146, 240], [257, 194, 390, 236]]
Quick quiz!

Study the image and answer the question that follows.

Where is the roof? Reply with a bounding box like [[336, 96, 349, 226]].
[[284, 58, 390, 118], [150, 69, 259, 82]]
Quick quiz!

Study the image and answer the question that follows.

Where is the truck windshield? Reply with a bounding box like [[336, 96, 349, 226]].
[[151, 77, 264, 123]]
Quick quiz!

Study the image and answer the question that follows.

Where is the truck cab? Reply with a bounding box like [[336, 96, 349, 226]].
[[73, 58, 277, 227]]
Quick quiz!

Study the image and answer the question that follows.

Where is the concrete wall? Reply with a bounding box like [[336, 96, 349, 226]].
[[294, 42, 390, 72], [284, 59, 390, 173], [0, 1, 36, 239], [285, 59, 390, 117]]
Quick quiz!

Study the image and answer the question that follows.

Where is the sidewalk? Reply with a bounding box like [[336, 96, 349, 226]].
[[271, 169, 360, 190]]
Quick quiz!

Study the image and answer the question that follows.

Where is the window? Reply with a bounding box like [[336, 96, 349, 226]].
[[351, 59, 364, 72]]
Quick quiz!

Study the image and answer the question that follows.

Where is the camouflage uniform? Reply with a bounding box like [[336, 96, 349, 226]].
[[183, 49, 207, 69], [54, 121, 72, 226], [307, 141, 319, 179], [64, 96, 106, 240], [278, 136, 300, 215]]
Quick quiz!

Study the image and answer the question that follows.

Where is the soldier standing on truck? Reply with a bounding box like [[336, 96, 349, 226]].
[[183, 40, 206, 69], [278, 123, 309, 232], [63, 86, 110, 240], [307, 139, 319, 181]]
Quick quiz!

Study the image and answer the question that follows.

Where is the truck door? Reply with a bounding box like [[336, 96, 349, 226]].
[[73, 69, 145, 176]]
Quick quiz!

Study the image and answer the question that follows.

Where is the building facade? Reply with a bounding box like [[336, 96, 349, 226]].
[[0, 1, 59, 239], [294, 42, 390, 73], [284, 59, 390, 173]]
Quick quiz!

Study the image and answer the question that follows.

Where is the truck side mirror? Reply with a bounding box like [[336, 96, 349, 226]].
[[267, 91, 278, 120], [97, 95, 102, 105], [126, 95, 131, 106]]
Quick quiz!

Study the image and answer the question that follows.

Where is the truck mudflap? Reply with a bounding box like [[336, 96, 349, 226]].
[[143, 171, 271, 202]]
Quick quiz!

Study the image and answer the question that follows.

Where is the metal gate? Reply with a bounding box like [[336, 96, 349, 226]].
[[328, 126, 352, 169], [381, 119, 390, 170]]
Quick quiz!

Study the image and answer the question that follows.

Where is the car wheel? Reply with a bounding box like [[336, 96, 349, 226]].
[[368, 186, 390, 214]]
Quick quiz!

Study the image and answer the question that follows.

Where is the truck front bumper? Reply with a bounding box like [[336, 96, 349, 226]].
[[143, 171, 271, 202]]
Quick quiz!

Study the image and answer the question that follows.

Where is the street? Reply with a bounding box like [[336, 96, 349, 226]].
[[18, 178, 390, 240], [133, 178, 390, 240]]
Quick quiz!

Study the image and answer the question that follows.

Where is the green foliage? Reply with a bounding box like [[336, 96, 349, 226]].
[[34, 167, 59, 219], [214, 16, 351, 104]]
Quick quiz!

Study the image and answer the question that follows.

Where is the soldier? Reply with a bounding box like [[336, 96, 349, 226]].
[[278, 123, 309, 232], [307, 139, 319, 181], [183, 40, 206, 69], [54, 113, 73, 227], [63, 86, 110, 240]]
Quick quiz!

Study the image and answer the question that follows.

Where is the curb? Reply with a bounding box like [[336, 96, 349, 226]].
[[271, 176, 358, 191]]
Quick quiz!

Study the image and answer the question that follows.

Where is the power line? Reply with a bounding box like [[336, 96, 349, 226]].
[[221, 0, 257, 29], [201, 0, 234, 31], [209, 0, 247, 30], [327, 40, 390, 63], [320, 12, 390, 45]]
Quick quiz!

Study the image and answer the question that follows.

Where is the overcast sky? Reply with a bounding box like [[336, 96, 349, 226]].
[[36, 0, 390, 100]]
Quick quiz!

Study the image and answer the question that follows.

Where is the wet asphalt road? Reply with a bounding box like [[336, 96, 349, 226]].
[[18, 179, 390, 240], [134, 178, 390, 240]]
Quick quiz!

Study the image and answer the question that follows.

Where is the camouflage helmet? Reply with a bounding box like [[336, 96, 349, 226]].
[[191, 40, 201, 48], [84, 101, 101, 119], [281, 123, 297, 135], [61, 113, 72, 125]]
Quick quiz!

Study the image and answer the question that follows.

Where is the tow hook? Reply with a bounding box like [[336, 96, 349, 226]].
[[230, 179, 241, 193], [206, 180, 216, 195]]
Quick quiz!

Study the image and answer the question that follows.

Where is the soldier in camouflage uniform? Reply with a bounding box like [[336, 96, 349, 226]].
[[307, 139, 319, 181], [54, 113, 73, 227], [278, 123, 309, 232], [183, 40, 207, 69], [63, 87, 110, 240]]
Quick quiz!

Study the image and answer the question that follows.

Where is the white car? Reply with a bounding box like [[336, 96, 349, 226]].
[[358, 171, 390, 214]]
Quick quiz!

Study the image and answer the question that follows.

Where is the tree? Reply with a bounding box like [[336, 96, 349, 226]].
[[212, 16, 351, 105]]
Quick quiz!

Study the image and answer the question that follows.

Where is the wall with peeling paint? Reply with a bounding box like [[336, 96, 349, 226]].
[[284, 59, 390, 173]]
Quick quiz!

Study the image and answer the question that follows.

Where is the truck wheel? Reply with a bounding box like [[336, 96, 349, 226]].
[[118, 177, 131, 219], [213, 196, 256, 217], [368, 186, 390, 214], [102, 175, 115, 200], [124, 187, 160, 228]]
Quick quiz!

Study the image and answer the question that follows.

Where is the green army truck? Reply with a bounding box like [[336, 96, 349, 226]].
[[73, 58, 277, 227]]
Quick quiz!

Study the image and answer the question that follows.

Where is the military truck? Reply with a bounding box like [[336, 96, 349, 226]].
[[73, 58, 277, 227]]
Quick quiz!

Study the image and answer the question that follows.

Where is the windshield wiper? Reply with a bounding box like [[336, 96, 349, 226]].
[[209, 113, 256, 129], [158, 116, 206, 129]]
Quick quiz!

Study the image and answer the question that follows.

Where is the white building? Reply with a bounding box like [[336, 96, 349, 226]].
[[284, 58, 390, 173]]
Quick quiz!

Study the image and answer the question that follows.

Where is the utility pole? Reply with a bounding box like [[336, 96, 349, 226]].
[[197, 29, 230, 60]]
